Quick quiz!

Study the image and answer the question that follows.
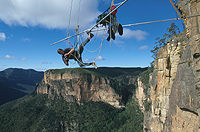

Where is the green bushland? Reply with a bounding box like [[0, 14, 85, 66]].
[[0, 93, 143, 132]]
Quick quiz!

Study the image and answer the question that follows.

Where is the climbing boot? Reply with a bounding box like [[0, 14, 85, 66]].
[[107, 28, 115, 41], [118, 23, 123, 36], [92, 62, 97, 69]]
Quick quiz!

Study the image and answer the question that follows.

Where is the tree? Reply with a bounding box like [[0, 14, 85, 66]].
[[151, 22, 180, 65]]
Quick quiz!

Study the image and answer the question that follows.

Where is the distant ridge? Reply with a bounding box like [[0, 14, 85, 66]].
[[0, 68, 44, 106], [86, 67, 148, 77]]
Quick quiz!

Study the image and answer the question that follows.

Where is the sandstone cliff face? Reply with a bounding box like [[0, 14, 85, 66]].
[[166, 0, 200, 131], [35, 69, 123, 108], [144, 32, 187, 132], [136, 78, 146, 112], [142, 0, 200, 131]]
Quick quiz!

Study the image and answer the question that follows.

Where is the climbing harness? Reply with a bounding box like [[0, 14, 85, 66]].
[[71, 30, 105, 67]]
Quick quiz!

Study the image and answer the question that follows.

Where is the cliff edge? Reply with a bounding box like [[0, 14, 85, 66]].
[[140, 0, 200, 131], [166, 0, 200, 131], [36, 68, 123, 108]]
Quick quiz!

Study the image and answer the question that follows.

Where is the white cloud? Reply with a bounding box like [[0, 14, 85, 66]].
[[96, 56, 104, 60], [0, 0, 100, 30], [22, 38, 31, 42], [83, 59, 90, 62], [91, 56, 105, 61], [5, 55, 15, 59], [84, 55, 105, 62], [114, 39, 125, 45], [121, 28, 148, 40], [113, 40, 126, 50], [42, 61, 48, 64], [139, 45, 149, 50], [0, 33, 6, 41], [42, 61, 52, 64], [19, 58, 26, 61]]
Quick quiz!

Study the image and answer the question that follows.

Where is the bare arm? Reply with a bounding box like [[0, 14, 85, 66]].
[[63, 59, 69, 66], [63, 48, 74, 66], [64, 48, 75, 57]]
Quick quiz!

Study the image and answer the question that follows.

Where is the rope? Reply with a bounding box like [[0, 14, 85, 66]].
[[51, 0, 128, 45], [184, 14, 200, 19], [77, 0, 81, 25], [84, 43, 102, 53], [67, 39, 74, 48], [67, 0, 74, 37], [69, 30, 105, 67], [123, 18, 181, 27], [85, 31, 106, 53], [114, 2, 122, 6], [76, 27, 80, 48], [75, 0, 81, 49], [94, 30, 105, 63], [109, 0, 114, 47], [169, 0, 182, 18], [52, 13, 200, 46], [88, 0, 128, 32], [123, 14, 200, 27], [94, 27, 99, 40]]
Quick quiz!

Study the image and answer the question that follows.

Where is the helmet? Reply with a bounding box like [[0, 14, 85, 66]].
[[111, 6, 117, 15]]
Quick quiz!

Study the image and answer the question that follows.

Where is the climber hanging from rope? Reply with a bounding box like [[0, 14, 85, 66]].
[[57, 32, 97, 69], [107, 5, 123, 41], [96, 4, 123, 41], [51, 0, 128, 45]]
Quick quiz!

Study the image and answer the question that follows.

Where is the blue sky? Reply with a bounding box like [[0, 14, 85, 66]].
[[0, 0, 184, 71]]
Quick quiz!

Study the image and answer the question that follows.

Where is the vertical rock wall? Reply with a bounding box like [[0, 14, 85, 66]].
[[136, 78, 146, 112], [166, 0, 200, 131], [142, 0, 200, 131], [36, 70, 123, 108], [146, 33, 187, 131]]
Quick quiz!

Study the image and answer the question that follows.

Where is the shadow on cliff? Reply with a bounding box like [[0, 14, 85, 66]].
[[87, 67, 148, 104]]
